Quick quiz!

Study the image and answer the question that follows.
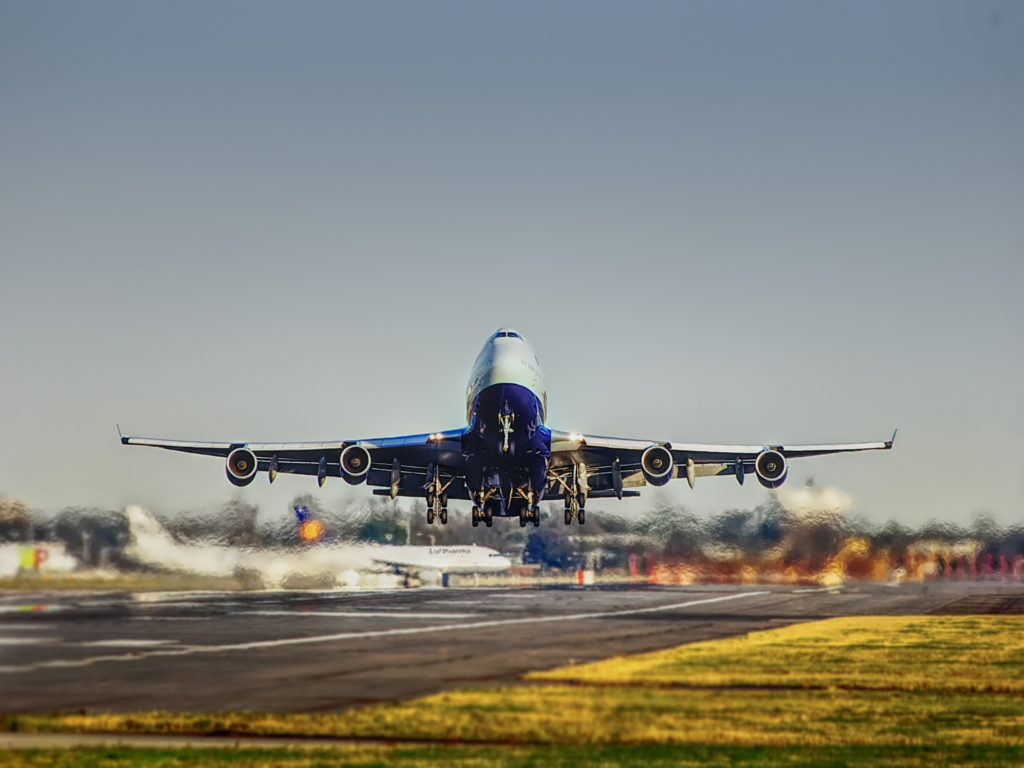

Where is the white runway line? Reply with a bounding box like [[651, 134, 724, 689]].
[[0, 638, 58, 645], [0, 591, 770, 674], [243, 610, 480, 619], [79, 640, 180, 647]]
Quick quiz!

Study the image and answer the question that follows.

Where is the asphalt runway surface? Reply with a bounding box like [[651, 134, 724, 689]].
[[2, 582, 1022, 714]]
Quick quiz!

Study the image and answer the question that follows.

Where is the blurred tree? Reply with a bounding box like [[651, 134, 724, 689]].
[[50, 508, 129, 567], [357, 517, 408, 545], [220, 500, 261, 548], [870, 520, 915, 556], [0, 498, 32, 542], [523, 528, 575, 569]]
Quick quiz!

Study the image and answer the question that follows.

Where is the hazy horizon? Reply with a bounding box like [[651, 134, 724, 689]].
[[1, 1, 1021, 527]]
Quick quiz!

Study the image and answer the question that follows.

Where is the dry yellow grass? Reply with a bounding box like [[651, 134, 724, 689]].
[[528, 615, 1024, 692]]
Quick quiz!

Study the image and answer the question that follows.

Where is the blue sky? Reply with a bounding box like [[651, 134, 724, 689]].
[[1, 1, 1021, 525]]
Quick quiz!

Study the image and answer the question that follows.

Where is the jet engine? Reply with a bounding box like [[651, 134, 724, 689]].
[[641, 445, 674, 486], [340, 445, 372, 485], [226, 447, 258, 487], [755, 450, 788, 488]]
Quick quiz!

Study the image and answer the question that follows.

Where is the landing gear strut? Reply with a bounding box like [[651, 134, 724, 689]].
[[425, 464, 450, 525], [556, 463, 587, 525]]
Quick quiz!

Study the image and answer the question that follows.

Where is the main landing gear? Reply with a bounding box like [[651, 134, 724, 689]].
[[564, 493, 585, 525], [471, 505, 493, 528], [553, 463, 587, 525], [425, 464, 450, 525], [426, 498, 448, 526], [519, 505, 540, 528]]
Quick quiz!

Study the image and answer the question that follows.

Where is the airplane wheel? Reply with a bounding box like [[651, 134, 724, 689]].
[[471, 506, 479, 527], [519, 513, 526, 527], [440, 508, 448, 525], [578, 508, 586, 525], [564, 509, 572, 525], [427, 508, 435, 525], [485, 517, 493, 528], [532, 507, 540, 527]]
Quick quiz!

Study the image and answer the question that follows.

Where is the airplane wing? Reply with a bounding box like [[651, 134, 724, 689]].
[[120, 428, 471, 497], [546, 429, 895, 497]]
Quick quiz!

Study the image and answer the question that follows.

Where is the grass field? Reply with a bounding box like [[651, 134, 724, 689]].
[[4, 744, 1024, 767], [5, 616, 1024, 765], [527, 615, 1024, 692]]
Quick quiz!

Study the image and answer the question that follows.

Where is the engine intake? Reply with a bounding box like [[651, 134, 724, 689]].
[[226, 447, 258, 487], [755, 450, 788, 488], [341, 445, 371, 485], [641, 445, 674, 487]]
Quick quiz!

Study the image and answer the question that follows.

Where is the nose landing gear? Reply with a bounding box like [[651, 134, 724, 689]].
[[498, 400, 515, 455]]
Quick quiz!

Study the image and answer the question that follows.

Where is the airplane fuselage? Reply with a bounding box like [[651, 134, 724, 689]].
[[462, 329, 552, 519]]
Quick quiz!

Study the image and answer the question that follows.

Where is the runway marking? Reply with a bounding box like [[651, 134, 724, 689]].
[[132, 592, 244, 602], [0, 638, 57, 645], [79, 640, 180, 647], [244, 610, 480, 619], [0, 591, 770, 674]]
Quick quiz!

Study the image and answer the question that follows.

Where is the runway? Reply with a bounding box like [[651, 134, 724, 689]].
[[1, 582, 1020, 714]]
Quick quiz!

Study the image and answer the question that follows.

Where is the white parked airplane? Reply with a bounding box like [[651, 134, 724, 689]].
[[124, 507, 510, 587], [122, 329, 894, 529]]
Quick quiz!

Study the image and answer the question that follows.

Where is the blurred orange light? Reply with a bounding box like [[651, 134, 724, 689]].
[[300, 520, 324, 542]]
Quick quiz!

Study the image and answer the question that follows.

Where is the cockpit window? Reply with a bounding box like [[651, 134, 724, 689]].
[[507, 332, 520, 338], [494, 331, 521, 339]]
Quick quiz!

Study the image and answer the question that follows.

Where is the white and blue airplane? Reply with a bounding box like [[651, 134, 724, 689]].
[[122, 328, 894, 529]]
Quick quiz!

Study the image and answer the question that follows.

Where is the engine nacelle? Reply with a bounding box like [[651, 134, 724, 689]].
[[226, 447, 258, 487], [641, 445, 674, 487], [755, 450, 788, 488], [340, 445, 371, 485]]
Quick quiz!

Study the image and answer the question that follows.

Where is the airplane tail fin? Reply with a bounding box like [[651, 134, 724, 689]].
[[294, 505, 325, 544]]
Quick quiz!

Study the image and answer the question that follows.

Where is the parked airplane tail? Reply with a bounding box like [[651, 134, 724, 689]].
[[294, 505, 325, 544], [126, 505, 173, 546]]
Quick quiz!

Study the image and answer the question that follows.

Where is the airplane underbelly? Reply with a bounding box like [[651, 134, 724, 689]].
[[463, 383, 551, 514]]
